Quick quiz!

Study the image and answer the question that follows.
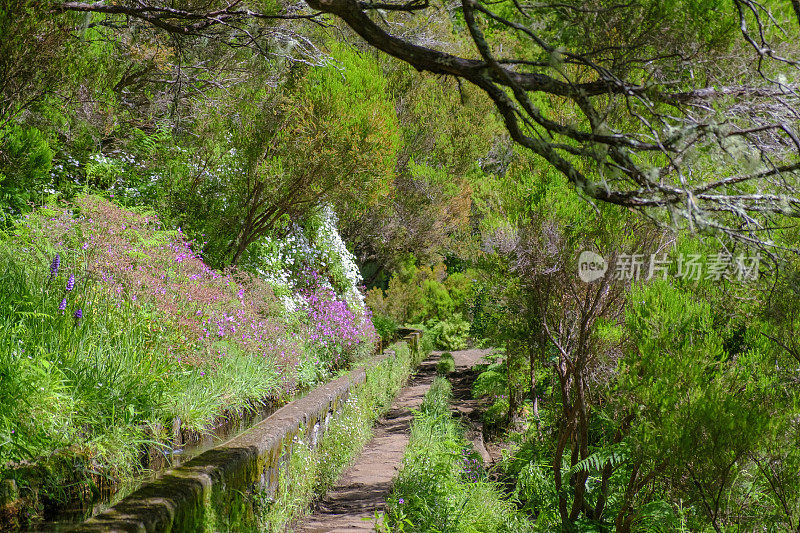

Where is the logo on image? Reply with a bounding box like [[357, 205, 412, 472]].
[[578, 251, 607, 282]]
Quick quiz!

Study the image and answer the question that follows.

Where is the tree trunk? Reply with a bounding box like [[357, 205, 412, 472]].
[[569, 374, 590, 521]]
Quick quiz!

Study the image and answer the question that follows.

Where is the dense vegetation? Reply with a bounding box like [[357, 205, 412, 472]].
[[459, 169, 800, 531], [2, 0, 800, 531]]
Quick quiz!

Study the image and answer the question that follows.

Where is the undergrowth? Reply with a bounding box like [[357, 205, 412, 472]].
[[386, 377, 529, 532]]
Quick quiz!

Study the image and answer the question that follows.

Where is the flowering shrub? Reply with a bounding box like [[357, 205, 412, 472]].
[[300, 270, 378, 370], [15, 195, 298, 375], [245, 204, 377, 377], [251, 226, 317, 314], [251, 205, 367, 315], [0, 195, 379, 487], [313, 206, 365, 310]]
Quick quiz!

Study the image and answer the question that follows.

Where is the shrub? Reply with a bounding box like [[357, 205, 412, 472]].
[[436, 352, 455, 375], [0, 125, 54, 219], [299, 270, 378, 373], [428, 314, 470, 351], [371, 311, 399, 342], [472, 359, 510, 432], [443, 272, 472, 312], [366, 261, 474, 326], [419, 325, 435, 356], [472, 362, 507, 400], [420, 278, 454, 319], [497, 437, 560, 528]]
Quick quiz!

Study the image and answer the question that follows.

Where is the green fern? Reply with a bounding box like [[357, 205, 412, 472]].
[[568, 443, 629, 476]]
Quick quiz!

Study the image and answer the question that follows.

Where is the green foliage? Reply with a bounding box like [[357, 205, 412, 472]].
[[183, 42, 402, 266], [371, 312, 399, 342], [345, 58, 501, 274], [620, 280, 772, 459], [471, 354, 512, 430], [0, 239, 169, 479], [428, 315, 471, 351], [435, 352, 455, 375], [616, 279, 794, 529], [471, 363, 506, 400], [366, 261, 475, 344], [419, 376, 452, 418], [303, 43, 401, 204], [498, 434, 560, 529], [443, 272, 472, 312], [0, 0, 72, 124], [420, 278, 454, 319], [482, 396, 510, 430], [567, 443, 629, 478], [419, 325, 435, 356], [388, 377, 528, 532], [0, 125, 54, 219]]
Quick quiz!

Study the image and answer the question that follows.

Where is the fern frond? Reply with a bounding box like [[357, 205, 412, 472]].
[[568, 443, 629, 476]]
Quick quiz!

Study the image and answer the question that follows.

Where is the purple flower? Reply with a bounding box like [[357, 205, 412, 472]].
[[398, 498, 405, 504], [74, 308, 83, 320], [49, 253, 61, 279], [59, 298, 67, 312], [66, 274, 75, 292]]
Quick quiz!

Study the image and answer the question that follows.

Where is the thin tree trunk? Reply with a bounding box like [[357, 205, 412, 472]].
[[569, 374, 590, 521], [554, 421, 571, 525], [615, 463, 640, 533]]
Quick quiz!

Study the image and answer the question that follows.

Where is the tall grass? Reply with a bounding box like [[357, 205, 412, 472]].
[[0, 241, 171, 471], [387, 377, 530, 532]]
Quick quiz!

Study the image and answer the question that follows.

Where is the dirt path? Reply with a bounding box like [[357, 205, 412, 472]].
[[448, 352, 492, 464], [292, 348, 490, 532]]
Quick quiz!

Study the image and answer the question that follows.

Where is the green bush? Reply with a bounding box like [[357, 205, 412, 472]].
[[436, 352, 455, 375], [472, 362, 507, 400], [420, 325, 435, 356], [429, 314, 471, 351], [496, 436, 561, 528], [471, 361, 510, 431], [482, 396, 510, 429], [420, 278, 454, 319], [365, 261, 475, 326], [0, 125, 54, 219], [371, 311, 398, 341], [443, 272, 472, 312]]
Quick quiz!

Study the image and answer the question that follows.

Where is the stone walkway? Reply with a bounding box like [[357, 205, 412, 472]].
[[291, 349, 490, 532]]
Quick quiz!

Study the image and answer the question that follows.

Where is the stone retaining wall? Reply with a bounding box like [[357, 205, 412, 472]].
[[70, 331, 422, 533]]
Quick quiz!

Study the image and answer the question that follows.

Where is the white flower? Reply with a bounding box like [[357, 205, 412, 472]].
[[254, 204, 367, 317]]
